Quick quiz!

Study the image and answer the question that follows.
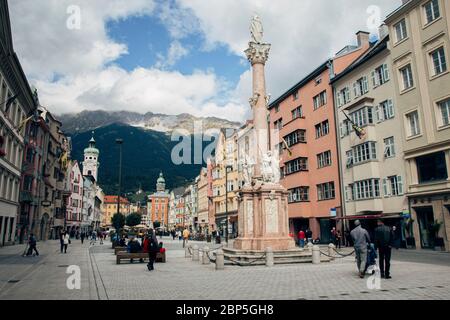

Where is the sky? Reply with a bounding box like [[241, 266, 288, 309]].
[[8, 0, 402, 122]]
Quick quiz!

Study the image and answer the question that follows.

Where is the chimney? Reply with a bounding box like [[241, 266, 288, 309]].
[[356, 31, 370, 48], [378, 23, 389, 39]]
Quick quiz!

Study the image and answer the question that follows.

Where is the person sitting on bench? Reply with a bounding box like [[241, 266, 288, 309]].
[[127, 237, 142, 263]]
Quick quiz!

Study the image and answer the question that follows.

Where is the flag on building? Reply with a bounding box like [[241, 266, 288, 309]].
[[342, 111, 366, 139]]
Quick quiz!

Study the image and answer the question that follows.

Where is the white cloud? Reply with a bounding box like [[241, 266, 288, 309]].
[[155, 41, 189, 69], [8, 0, 403, 124], [177, 0, 402, 103]]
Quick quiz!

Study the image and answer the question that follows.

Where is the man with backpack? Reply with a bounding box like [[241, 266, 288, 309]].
[[147, 229, 159, 271]]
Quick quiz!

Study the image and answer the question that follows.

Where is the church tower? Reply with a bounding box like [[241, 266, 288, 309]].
[[82, 131, 100, 181], [156, 172, 165, 192]]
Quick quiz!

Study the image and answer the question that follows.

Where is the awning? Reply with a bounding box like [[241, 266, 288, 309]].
[[333, 213, 407, 220], [332, 214, 382, 220]]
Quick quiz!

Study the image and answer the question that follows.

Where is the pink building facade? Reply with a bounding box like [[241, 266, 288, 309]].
[[268, 32, 370, 242]]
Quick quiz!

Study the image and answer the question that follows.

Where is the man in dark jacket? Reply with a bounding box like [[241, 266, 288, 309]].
[[374, 220, 393, 279], [127, 237, 142, 263]]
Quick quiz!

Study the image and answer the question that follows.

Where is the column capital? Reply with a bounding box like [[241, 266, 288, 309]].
[[245, 42, 271, 65]]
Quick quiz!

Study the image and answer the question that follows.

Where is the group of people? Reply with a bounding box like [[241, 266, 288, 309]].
[[170, 228, 191, 247], [295, 229, 313, 248], [350, 219, 397, 279], [120, 229, 162, 271]]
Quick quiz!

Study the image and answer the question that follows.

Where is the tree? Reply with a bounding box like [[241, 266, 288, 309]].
[[126, 212, 141, 227], [153, 220, 161, 229], [111, 213, 125, 232]]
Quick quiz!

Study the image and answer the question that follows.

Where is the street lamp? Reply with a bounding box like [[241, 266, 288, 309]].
[[116, 138, 123, 238], [225, 164, 233, 245]]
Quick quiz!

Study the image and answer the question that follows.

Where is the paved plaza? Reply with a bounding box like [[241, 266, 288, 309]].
[[1, 238, 450, 300]]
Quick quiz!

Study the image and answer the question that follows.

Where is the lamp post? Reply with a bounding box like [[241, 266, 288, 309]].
[[116, 138, 123, 238], [225, 164, 233, 245]]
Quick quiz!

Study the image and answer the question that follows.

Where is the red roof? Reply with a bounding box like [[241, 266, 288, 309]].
[[104, 195, 129, 204]]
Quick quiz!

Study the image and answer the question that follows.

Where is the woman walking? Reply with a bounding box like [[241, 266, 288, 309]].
[[62, 232, 70, 253]]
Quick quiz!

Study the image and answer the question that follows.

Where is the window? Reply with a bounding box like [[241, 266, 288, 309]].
[[346, 150, 353, 168], [394, 19, 407, 43], [376, 100, 395, 122], [406, 111, 420, 137], [317, 182, 335, 201], [424, 0, 440, 24], [416, 151, 448, 183], [348, 142, 377, 166], [430, 47, 447, 76], [351, 106, 373, 128], [293, 90, 299, 101], [337, 87, 351, 106], [292, 106, 303, 120], [284, 157, 308, 175], [274, 105, 280, 113], [400, 64, 414, 90], [288, 187, 309, 203], [438, 98, 450, 127], [384, 137, 395, 158], [315, 120, 329, 139], [340, 120, 353, 138], [313, 91, 327, 110], [353, 76, 369, 98], [284, 129, 306, 147], [383, 176, 404, 197], [274, 118, 283, 130], [317, 151, 332, 168], [372, 64, 390, 87], [351, 179, 380, 200]]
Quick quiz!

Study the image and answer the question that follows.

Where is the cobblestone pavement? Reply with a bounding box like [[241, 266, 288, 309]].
[[1, 238, 449, 300]]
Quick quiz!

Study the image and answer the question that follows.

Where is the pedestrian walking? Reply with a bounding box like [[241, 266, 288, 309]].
[[59, 230, 65, 253], [297, 229, 305, 248], [350, 220, 371, 278], [336, 230, 342, 249], [80, 232, 85, 244], [305, 229, 313, 244], [27, 233, 39, 256], [331, 227, 337, 245], [147, 229, 159, 271], [99, 231, 104, 245], [374, 220, 393, 279], [90, 231, 97, 245], [62, 232, 70, 253], [182, 228, 190, 248]]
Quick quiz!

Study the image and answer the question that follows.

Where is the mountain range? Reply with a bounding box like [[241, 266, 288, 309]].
[[65, 111, 240, 196], [59, 110, 240, 135]]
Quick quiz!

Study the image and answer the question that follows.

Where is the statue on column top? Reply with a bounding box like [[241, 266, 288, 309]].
[[250, 15, 264, 43]]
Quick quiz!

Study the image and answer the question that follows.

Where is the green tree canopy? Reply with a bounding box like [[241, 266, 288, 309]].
[[126, 212, 142, 227], [111, 213, 125, 231]]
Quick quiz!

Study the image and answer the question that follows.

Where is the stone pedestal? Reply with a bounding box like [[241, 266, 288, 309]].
[[234, 183, 295, 251]]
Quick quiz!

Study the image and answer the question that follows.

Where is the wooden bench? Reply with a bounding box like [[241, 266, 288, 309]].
[[114, 246, 127, 255], [116, 251, 166, 264]]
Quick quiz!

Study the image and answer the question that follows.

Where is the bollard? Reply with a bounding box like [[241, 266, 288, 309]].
[[307, 242, 313, 253], [185, 245, 191, 258], [215, 249, 224, 270], [192, 245, 199, 261], [202, 246, 210, 265], [312, 245, 321, 264], [265, 247, 274, 267], [328, 243, 336, 261]]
